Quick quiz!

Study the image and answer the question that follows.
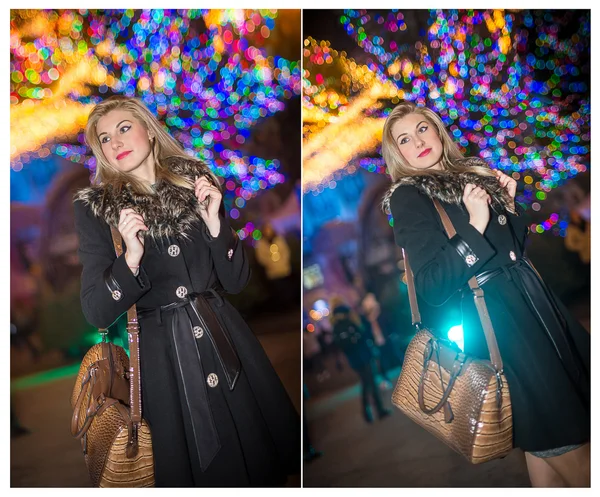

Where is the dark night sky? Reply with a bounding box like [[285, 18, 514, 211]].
[[303, 10, 356, 53]]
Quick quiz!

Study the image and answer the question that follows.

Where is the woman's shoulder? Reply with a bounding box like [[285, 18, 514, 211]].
[[72, 186, 111, 231], [382, 181, 432, 217], [73, 186, 104, 215], [73, 184, 102, 203]]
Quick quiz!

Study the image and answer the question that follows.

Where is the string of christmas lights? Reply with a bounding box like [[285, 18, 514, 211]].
[[303, 9, 589, 236], [11, 9, 300, 242]]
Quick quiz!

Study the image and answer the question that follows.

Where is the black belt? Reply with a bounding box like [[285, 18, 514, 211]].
[[475, 266, 506, 287], [474, 258, 529, 286], [138, 289, 241, 471]]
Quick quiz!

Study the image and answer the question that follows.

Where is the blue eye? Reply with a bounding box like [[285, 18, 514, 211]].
[[419, 125, 428, 133], [100, 125, 131, 144]]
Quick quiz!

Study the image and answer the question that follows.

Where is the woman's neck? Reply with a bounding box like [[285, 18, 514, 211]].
[[130, 156, 156, 185]]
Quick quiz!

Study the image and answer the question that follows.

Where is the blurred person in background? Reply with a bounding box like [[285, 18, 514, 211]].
[[10, 298, 42, 362], [330, 296, 392, 423], [355, 278, 394, 388]]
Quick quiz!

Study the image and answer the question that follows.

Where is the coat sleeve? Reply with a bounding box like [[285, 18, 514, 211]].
[[73, 199, 152, 329], [390, 186, 497, 306], [201, 214, 251, 294], [506, 201, 530, 253]]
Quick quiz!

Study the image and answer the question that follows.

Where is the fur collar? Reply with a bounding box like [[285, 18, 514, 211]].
[[382, 157, 513, 213], [74, 156, 211, 240]]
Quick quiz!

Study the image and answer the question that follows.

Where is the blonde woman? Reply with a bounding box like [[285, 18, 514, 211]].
[[73, 96, 299, 486], [381, 101, 589, 487]]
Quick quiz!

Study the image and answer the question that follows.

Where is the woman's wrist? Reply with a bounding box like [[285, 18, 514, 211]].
[[469, 220, 487, 235], [204, 216, 221, 238], [125, 251, 141, 271]]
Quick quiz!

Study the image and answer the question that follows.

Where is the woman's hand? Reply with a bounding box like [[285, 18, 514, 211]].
[[493, 169, 517, 212], [195, 175, 222, 237], [463, 183, 491, 235], [118, 208, 148, 272]]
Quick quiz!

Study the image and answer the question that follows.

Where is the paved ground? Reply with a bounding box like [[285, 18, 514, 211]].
[[10, 311, 300, 488], [304, 299, 590, 487], [304, 376, 531, 487]]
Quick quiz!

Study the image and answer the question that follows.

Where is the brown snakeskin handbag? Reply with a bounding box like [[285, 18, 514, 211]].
[[391, 199, 513, 464], [70, 227, 154, 486]]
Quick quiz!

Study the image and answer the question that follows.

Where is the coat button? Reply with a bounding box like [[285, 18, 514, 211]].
[[498, 215, 507, 225], [168, 245, 180, 257], [176, 286, 188, 298], [227, 248, 234, 260], [207, 373, 219, 388], [509, 250, 517, 261], [112, 290, 122, 301], [193, 326, 204, 339]]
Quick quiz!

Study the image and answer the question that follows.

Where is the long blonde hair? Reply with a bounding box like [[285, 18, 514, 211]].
[[381, 101, 495, 181], [84, 96, 220, 194]]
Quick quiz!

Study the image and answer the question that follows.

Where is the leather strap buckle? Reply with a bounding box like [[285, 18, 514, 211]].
[[495, 371, 504, 409]]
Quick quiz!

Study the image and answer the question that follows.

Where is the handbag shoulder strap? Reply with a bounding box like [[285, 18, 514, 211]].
[[402, 249, 421, 326], [109, 227, 142, 425], [402, 198, 504, 372]]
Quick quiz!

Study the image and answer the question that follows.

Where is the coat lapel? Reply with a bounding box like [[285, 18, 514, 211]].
[[382, 157, 513, 214], [74, 156, 210, 240]]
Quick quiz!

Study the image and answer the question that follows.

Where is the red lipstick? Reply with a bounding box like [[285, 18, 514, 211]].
[[418, 148, 432, 158], [116, 151, 132, 160]]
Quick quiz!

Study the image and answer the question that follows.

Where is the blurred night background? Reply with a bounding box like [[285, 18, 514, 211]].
[[302, 9, 590, 487], [10, 9, 301, 487]]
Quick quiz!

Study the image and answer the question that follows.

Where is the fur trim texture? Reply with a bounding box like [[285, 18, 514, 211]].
[[381, 157, 513, 213], [74, 156, 211, 240]]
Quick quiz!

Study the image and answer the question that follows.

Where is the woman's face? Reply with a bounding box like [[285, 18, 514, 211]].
[[96, 109, 153, 173], [391, 113, 444, 171]]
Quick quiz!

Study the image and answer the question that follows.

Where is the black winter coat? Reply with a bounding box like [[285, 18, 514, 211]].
[[332, 311, 374, 370], [73, 156, 299, 486], [384, 158, 590, 453]]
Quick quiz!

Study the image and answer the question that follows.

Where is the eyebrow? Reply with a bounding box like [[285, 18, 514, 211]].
[[98, 120, 132, 138], [396, 120, 428, 139]]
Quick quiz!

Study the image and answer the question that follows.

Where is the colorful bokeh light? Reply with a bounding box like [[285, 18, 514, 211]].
[[11, 9, 300, 231], [303, 10, 589, 236]]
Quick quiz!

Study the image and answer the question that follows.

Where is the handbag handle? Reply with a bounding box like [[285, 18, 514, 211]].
[[402, 199, 504, 372], [70, 343, 121, 439], [109, 227, 143, 432], [417, 339, 465, 418]]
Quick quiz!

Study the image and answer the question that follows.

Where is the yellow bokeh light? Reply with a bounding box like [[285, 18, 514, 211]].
[[11, 100, 93, 159], [303, 38, 404, 191]]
